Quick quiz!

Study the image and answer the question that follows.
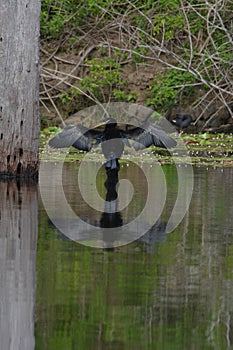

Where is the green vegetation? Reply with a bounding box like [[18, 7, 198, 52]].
[[41, 0, 87, 38], [147, 70, 196, 111], [41, 128, 233, 167], [71, 57, 126, 101], [40, 0, 233, 129]]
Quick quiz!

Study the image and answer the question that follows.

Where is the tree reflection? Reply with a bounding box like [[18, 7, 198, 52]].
[[0, 180, 37, 350]]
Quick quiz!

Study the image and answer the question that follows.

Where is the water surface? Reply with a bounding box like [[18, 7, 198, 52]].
[[0, 164, 233, 349], [36, 164, 233, 349]]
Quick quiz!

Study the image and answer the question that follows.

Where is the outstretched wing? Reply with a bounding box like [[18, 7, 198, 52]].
[[49, 124, 104, 152], [122, 122, 177, 150]]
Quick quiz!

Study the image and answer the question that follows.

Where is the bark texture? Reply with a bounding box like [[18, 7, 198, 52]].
[[0, 0, 41, 178]]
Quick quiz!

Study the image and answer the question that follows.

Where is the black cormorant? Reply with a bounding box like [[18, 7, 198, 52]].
[[49, 117, 177, 170]]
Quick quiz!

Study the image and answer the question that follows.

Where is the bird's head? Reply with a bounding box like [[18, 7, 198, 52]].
[[175, 114, 193, 122], [172, 114, 194, 127], [102, 117, 117, 128], [94, 117, 117, 129]]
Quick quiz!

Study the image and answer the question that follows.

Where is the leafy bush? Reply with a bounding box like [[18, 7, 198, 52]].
[[147, 70, 196, 111], [40, 0, 233, 126], [69, 57, 126, 101]]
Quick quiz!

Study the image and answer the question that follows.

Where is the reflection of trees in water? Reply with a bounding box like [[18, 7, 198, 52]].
[[100, 167, 233, 346], [148, 168, 233, 347], [37, 167, 233, 348], [0, 181, 37, 350]]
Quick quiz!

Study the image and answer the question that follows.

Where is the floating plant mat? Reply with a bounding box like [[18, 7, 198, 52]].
[[40, 129, 233, 167]]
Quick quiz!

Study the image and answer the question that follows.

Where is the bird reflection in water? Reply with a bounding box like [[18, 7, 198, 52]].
[[100, 166, 168, 250], [51, 164, 168, 249], [100, 168, 123, 229]]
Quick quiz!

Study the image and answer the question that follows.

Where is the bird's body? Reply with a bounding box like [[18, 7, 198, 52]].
[[171, 114, 193, 132], [100, 121, 124, 169], [49, 117, 177, 169]]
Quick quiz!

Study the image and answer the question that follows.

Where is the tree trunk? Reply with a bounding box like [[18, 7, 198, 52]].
[[0, 0, 41, 178]]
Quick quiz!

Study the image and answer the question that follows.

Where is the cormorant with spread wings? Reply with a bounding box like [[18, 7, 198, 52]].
[[49, 117, 177, 170]]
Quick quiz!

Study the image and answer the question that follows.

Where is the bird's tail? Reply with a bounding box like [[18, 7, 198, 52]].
[[105, 158, 118, 170]]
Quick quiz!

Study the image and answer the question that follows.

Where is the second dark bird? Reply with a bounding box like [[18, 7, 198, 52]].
[[49, 117, 177, 170], [171, 114, 193, 133]]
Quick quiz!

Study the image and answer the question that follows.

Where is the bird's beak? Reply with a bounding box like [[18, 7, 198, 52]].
[[94, 119, 110, 128]]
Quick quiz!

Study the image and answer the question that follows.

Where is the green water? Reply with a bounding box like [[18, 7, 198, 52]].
[[35, 164, 233, 350], [0, 164, 232, 349]]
